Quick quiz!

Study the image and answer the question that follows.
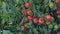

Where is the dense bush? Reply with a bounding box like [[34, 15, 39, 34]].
[[0, 0, 60, 34]]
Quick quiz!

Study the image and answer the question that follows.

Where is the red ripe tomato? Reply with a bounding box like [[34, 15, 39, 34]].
[[20, 9, 25, 15], [32, 18, 37, 24], [55, 2, 59, 5], [24, 2, 30, 8], [27, 16, 32, 20], [38, 18, 44, 24], [26, 9, 32, 15], [55, 10, 60, 15], [55, 0, 59, 5], [45, 14, 52, 21]]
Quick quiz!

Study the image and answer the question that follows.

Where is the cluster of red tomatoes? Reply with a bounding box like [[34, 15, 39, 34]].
[[19, 2, 52, 25], [20, 14, 52, 31], [26, 14, 52, 25], [20, 2, 32, 16], [20, 2, 60, 25], [19, 1, 60, 31]]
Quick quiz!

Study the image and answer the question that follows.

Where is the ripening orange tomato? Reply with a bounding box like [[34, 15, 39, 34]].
[[26, 9, 32, 16], [38, 18, 44, 24], [20, 9, 26, 15]]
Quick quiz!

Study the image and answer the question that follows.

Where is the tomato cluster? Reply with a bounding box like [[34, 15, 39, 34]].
[[19, 2, 53, 25], [19, 1, 60, 25], [19, 0, 60, 32], [26, 16, 45, 24], [26, 15, 52, 25], [20, 2, 32, 16]]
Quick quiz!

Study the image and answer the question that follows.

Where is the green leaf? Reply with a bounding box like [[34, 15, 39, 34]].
[[2, 2, 6, 8], [3, 30, 13, 34], [0, 0, 2, 6], [33, 28, 38, 34]]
